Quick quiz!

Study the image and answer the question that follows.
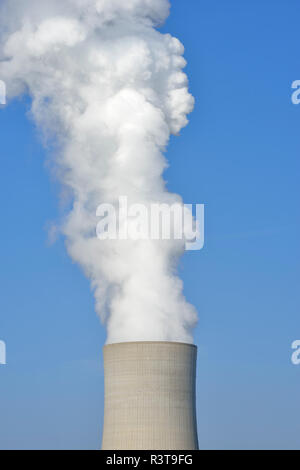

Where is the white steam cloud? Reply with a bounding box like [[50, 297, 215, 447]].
[[0, 0, 197, 343]]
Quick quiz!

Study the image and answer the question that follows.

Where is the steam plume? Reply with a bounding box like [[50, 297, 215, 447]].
[[0, 0, 197, 343]]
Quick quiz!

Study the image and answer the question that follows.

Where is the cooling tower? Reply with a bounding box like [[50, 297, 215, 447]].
[[102, 341, 198, 450]]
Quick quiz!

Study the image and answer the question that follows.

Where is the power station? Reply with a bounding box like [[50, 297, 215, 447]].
[[102, 341, 198, 450]]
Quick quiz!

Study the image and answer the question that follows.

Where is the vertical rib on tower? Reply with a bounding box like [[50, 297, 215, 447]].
[[102, 341, 198, 450]]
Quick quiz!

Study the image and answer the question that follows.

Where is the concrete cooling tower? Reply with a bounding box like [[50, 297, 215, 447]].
[[102, 341, 198, 450]]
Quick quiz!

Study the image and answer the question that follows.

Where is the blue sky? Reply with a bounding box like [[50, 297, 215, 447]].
[[0, 0, 300, 449]]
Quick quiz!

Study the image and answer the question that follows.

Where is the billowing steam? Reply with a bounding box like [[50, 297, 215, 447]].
[[0, 0, 197, 343]]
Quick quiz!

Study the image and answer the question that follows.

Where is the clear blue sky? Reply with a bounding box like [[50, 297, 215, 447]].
[[0, 0, 299, 450]]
